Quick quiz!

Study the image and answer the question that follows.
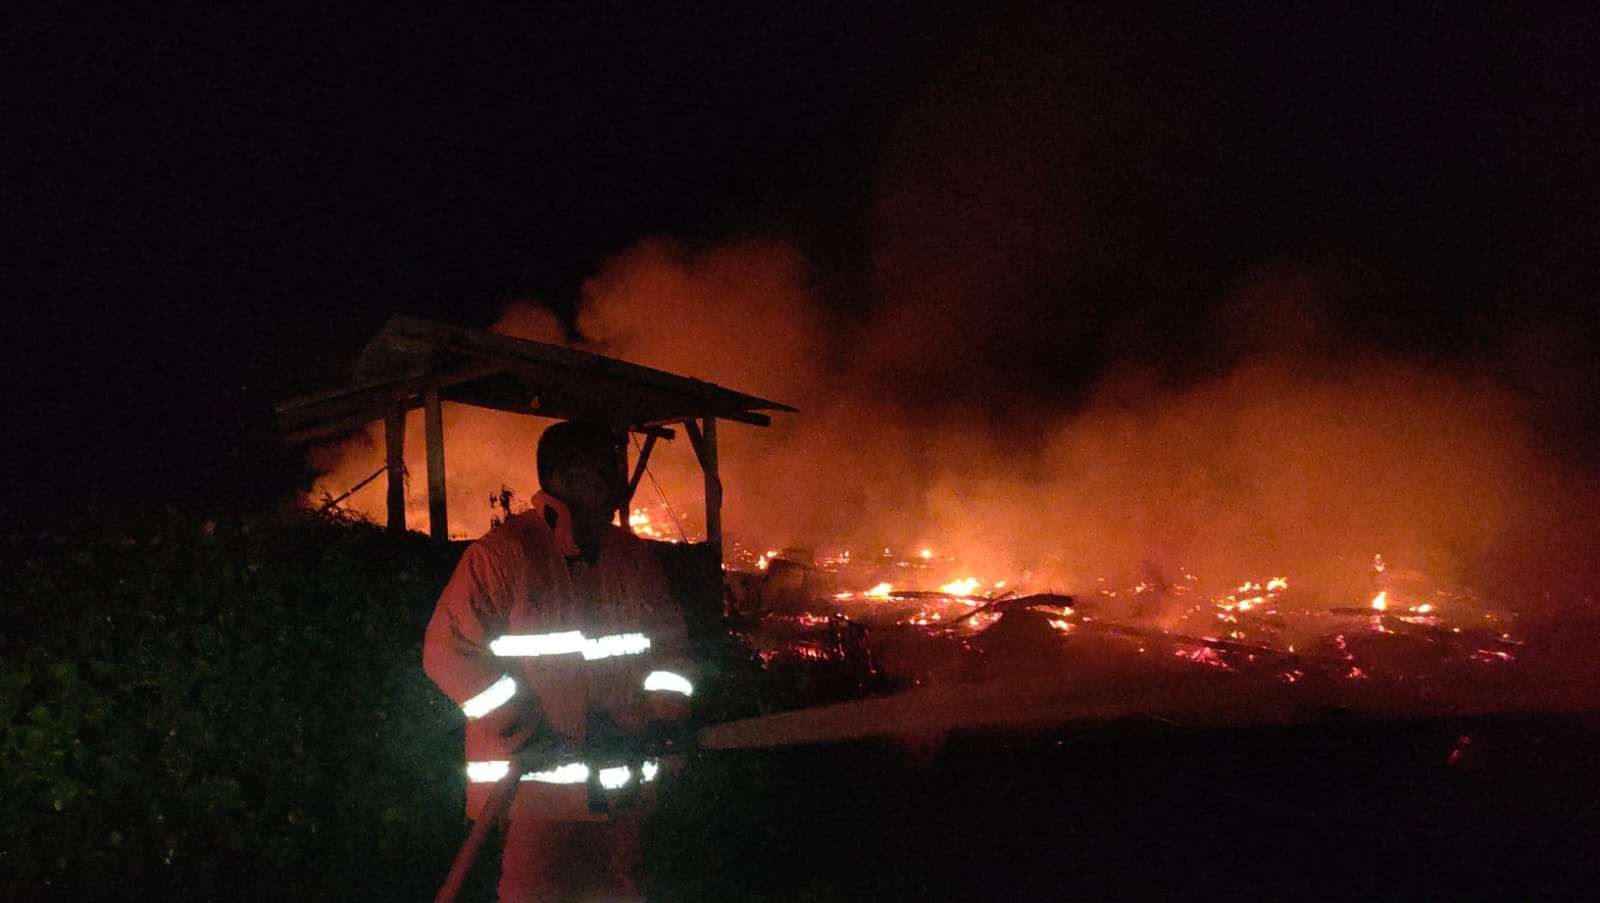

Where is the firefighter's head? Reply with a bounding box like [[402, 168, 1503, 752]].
[[537, 420, 624, 532]]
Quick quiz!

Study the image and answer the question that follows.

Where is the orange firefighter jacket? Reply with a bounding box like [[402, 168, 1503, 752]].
[[423, 492, 694, 822]]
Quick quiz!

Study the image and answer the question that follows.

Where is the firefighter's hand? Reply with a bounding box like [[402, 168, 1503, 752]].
[[479, 701, 541, 752], [643, 692, 690, 723]]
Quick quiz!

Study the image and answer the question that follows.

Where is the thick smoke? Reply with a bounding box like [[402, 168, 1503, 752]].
[[311, 6, 1596, 620]]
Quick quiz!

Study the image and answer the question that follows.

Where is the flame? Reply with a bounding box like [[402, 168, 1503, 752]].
[[1370, 590, 1388, 611], [919, 548, 934, 560], [938, 577, 982, 597], [866, 582, 894, 599], [629, 508, 665, 540]]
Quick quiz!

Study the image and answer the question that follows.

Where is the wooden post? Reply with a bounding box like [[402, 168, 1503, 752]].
[[702, 416, 722, 554], [384, 401, 407, 534], [424, 387, 448, 541], [615, 430, 632, 530]]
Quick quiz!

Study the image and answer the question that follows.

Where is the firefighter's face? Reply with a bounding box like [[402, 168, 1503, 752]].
[[546, 458, 621, 528]]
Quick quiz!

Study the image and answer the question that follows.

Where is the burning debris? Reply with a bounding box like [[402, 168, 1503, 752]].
[[719, 541, 1555, 727]]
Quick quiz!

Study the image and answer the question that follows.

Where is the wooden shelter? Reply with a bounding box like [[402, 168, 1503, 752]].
[[275, 316, 796, 546]]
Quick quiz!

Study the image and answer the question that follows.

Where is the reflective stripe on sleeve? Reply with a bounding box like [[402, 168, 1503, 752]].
[[466, 760, 658, 786], [582, 632, 652, 660], [490, 631, 652, 660], [642, 670, 694, 696], [466, 760, 512, 783], [460, 674, 517, 719], [597, 766, 631, 790], [467, 760, 588, 784], [527, 762, 590, 784]]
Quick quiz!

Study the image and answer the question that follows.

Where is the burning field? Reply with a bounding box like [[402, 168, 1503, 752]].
[[308, 236, 1600, 729], [719, 546, 1584, 738]]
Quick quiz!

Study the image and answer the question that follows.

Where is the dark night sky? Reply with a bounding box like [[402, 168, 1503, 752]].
[[8, 3, 1598, 506]]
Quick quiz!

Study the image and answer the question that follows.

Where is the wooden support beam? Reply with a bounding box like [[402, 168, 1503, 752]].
[[703, 417, 722, 551], [682, 419, 708, 469], [424, 387, 447, 541], [613, 429, 632, 530], [696, 417, 723, 552], [384, 402, 406, 534]]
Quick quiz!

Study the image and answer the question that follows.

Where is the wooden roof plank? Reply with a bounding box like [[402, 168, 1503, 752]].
[[379, 316, 797, 413], [277, 315, 792, 444]]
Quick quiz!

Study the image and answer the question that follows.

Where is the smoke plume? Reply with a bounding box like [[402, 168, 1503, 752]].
[[310, 6, 1597, 619]]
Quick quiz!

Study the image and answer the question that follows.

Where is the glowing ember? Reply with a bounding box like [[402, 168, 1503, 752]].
[[628, 510, 653, 531], [811, 546, 1523, 691], [1174, 646, 1231, 670]]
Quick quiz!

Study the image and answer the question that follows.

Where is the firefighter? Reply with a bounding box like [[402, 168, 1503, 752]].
[[424, 420, 695, 900]]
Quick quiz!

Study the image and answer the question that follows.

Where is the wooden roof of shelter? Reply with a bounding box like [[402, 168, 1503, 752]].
[[275, 315, 795, 542], [276, 315, 796, 445]]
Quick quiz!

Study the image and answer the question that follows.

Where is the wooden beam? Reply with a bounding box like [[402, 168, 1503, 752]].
[[683, 419, 709, 471], [286, 413, 399, 446], [273, 363, 431, 413], [424, 387, 447, 541], [275, 359, 507, 430], [645, 408, 769, 430], [702, 417, 722, 551], [283, 393, 679, 446], [384, 402, 406, 534], [613, 429, 632, 530], [380, 316, 798, 414]]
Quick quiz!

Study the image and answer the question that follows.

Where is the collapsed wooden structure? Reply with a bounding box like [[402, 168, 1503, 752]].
[[274, 316, 796, 545]]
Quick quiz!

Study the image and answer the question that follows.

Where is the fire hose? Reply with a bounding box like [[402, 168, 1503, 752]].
[[432, 760, 520, 903], [435, 633, 1341, 900]]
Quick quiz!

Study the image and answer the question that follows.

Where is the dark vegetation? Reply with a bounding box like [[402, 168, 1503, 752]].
[[1, 506, 466, 900], [5, 506, 1598, 900]]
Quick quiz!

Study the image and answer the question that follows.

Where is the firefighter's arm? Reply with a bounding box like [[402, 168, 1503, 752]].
[[640, 567, 697, 723], [423, 543, 541, 747]]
